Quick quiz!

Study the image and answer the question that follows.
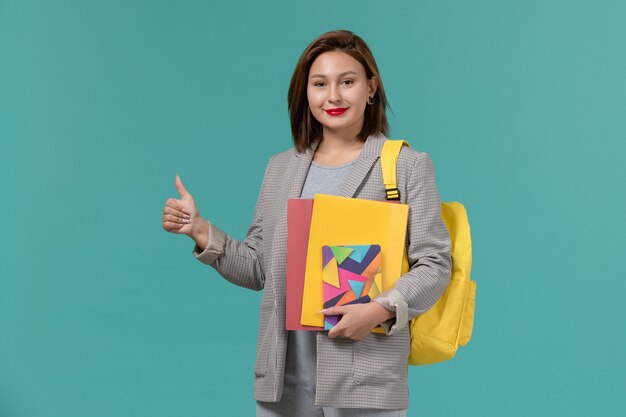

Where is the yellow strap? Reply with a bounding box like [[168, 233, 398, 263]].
[[380, 139, 410, 200]]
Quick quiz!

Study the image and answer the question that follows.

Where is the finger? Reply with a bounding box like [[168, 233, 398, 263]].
[[321, 306, 346, 316], [163, 208, 189, 221], [163, 205, 190, 218], [175, 173, 190, 198], [165, 199, 190, 216], [328, 326, 337, 338], [163, 220, 184, 231], [328, 323, 344, 339], [166, 197, 189, 211], [163, 214, 189, 225]]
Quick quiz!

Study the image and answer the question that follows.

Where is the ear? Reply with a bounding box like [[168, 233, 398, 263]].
[[368, 76, 379, 97]]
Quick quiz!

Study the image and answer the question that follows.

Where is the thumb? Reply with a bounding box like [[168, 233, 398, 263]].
[[175, 173, 190, 198]]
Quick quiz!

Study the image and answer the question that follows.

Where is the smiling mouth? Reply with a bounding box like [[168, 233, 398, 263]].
[[324, 108, 349, 116]]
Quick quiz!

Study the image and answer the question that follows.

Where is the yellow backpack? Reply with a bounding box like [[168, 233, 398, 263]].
[[381, 140, 476, 365]]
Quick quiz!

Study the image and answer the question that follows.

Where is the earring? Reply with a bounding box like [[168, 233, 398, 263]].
[[367, 96, 374, 105]]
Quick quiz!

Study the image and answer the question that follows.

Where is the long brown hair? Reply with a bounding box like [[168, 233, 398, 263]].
[[288, 30, 390, 153]]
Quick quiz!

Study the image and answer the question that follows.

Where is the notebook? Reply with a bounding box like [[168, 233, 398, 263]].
[[322, 244, 383, 330]]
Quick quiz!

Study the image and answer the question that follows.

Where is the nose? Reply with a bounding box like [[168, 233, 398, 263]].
[[328, 84, 342, 104]]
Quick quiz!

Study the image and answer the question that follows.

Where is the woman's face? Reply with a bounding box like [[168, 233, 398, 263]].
[[307, 51, 377, 138]]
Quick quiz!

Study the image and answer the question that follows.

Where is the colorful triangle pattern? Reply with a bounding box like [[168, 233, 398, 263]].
[[321, 244, 382, 330]]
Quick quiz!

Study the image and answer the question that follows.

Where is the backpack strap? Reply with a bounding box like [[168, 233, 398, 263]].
[[380, 139, 411, 201]]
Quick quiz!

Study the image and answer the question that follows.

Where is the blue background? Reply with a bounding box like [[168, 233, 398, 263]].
[[1, 1, 624, 416]]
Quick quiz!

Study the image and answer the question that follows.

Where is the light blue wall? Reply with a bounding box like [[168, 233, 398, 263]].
[[1, 1, 624, 416]]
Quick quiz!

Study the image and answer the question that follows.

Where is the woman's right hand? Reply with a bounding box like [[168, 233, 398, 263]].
[[162, 173, 204, 238]]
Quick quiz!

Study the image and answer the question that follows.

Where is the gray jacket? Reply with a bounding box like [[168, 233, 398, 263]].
[[192, 133, 452, 409]]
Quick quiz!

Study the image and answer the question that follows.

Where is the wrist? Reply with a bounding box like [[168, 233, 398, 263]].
[[369, 301, 395, 325], [190, 216, 208, 246]]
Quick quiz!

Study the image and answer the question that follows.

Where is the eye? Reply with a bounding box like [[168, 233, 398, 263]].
[[342, 79, 354, 85], [313, 81, 326, 87]]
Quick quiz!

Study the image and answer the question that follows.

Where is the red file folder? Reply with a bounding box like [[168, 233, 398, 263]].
[[285, 198, 323, 330]]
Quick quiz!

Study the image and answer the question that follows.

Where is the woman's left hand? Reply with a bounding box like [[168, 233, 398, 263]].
[[321, 302, 395, 340]]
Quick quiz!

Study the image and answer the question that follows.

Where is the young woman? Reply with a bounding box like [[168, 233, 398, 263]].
[[162, 30, 451, 417]]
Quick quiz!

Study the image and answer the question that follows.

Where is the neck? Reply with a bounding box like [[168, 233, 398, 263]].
[[317, 123, 364, 155]]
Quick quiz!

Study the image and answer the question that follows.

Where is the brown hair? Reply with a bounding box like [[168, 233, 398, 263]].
[[287, 30, 390, 153]]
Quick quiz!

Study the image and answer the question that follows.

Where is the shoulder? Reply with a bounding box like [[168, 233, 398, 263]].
[[264, 147, 298, 172], [396, 143, 434, 176], [253, 147, 297, 184], [269, 148, 295, 164]]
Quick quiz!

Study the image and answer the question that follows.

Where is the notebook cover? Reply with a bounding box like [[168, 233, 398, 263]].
[[322, 244, 383, 330]]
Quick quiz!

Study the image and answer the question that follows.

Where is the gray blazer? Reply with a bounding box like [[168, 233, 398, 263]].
[[192, 132, 452, 409]]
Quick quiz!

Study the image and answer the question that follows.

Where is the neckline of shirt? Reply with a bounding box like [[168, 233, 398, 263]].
[[311, 160, 356, 170]]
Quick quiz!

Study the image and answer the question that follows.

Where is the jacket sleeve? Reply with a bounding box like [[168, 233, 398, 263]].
[[190, 156, 274, 291], [373, 152, 452, 335]]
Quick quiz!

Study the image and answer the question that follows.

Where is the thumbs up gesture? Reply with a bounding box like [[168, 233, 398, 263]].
[[162, 173, 201, 236]]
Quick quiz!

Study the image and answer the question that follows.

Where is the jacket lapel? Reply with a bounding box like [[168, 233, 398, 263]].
[[339, 133, 386, 197], [288, 140, 318, 199]]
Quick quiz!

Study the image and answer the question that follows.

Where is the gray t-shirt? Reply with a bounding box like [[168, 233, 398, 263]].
[[299, 160, 356, 199], [286, 159, 355, 388]]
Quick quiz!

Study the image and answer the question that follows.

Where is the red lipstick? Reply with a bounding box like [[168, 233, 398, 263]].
[[325, 107, 348, 116]]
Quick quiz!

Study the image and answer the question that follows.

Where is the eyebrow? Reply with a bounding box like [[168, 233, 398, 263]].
[[310, 70, 358, 79]]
